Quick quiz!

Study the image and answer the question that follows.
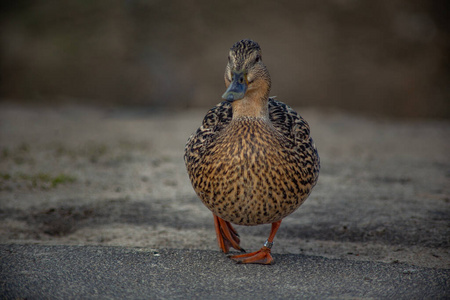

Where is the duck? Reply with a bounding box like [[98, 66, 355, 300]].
[[184, 39, 320, 264]]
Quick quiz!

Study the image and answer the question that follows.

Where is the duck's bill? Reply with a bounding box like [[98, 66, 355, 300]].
[[222, 71, 248, 102]]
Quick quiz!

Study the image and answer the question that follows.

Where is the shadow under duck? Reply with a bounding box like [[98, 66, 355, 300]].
[[184, 39, 320, 264]]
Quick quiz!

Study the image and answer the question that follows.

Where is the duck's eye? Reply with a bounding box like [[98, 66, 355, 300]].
[[255, 55, 261, 63]]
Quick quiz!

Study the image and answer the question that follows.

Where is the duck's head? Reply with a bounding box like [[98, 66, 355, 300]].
[[222, 39, 271, 118]]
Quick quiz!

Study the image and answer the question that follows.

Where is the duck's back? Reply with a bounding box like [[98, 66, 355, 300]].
[[184, 98, 320, 225]]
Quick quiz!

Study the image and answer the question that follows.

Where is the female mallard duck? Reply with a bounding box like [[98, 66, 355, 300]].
[[184, 39, 320, 264]]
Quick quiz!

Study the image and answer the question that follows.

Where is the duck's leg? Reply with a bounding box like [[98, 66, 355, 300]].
[[213, 214, 245, 253], [230, 220, 282, 264]]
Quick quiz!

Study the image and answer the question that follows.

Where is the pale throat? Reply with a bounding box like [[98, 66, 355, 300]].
[[231, 98, 269, 119], [231, 85, 270, 119]]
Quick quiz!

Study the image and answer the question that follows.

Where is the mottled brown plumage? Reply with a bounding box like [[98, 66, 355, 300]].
[[184, 39, 320, 264]]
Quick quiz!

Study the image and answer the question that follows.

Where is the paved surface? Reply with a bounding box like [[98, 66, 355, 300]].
[[1, 244, 448, 299]]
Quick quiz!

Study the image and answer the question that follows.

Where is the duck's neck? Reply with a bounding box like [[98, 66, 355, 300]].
[[231, 97, 269, 120], [231, 80, 270, 119]]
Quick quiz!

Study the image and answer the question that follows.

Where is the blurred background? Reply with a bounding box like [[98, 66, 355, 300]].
[[1, 0, 449, 118]]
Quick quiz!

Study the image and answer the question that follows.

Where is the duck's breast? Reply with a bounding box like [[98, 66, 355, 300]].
[[191, 118, 315, 225]]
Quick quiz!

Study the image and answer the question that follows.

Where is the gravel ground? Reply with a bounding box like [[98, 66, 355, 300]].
[[0, 103, 449, 273]]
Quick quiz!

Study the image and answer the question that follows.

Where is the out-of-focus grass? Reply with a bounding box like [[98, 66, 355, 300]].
[[0, 172, 77, 190]]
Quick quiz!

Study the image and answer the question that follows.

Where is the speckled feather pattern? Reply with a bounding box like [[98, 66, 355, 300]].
[[184, 99, 320, 226]]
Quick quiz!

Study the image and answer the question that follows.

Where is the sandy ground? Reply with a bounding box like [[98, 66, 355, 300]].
[[0, 103, 449, 269]]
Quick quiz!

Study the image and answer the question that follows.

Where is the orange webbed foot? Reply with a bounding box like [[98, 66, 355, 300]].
[[229, 246, 273, 264], [213, 214, 245, 253], [229, 221, 282, 265]]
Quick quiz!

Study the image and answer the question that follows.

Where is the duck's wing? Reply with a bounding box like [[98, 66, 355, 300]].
[[268, 98, 320, 183], [268, 98, 311, 144], [184, 101, 233, 164]]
